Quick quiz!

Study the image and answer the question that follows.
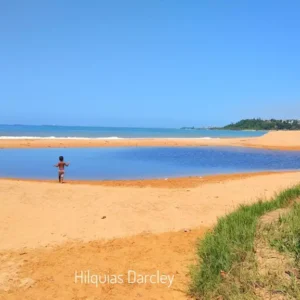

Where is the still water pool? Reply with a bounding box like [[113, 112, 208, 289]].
[[0, 147, 300, 180]]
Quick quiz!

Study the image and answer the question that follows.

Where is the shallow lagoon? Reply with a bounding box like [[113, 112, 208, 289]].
[[0, 147, 300, 180]]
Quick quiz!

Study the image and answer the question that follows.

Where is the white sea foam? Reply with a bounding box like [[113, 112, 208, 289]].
[[0, 136, 123, 140]]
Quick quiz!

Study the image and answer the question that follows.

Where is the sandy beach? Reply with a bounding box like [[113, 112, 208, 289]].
[[1, 171, 300, 299], [1, 130, 300, 150], [1, 131, 300, 299], [3, 0, 300, 297]]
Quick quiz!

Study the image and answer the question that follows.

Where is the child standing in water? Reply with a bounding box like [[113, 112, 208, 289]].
[[54, 156, 70, 183]]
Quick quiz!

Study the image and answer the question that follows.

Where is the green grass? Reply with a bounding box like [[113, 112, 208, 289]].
[[256, 202, 300, 299], [190, 185, 300, 299], [268, 203, 300, 266]]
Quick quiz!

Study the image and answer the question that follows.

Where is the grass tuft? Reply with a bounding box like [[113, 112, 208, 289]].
[[268, 202, 300, 265], [190, 185, 300, 299]]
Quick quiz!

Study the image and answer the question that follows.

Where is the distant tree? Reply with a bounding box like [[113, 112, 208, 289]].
[[221, 118, 300, 130]]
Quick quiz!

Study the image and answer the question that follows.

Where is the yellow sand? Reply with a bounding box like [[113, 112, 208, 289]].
[[1, 172, 300, 299], [1, 130, 300, 150]]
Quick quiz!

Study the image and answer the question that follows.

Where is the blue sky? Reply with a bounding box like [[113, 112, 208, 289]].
[[1, 0, 300, 127]]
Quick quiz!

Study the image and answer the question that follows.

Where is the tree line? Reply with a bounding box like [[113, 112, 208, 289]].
[[221, 118, 300, 130]]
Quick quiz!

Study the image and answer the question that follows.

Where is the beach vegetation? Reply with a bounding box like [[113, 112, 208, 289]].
[[266, 203, 300, 268], [190, 185, 300, 299], [182, 118, 300, 131], [222, 118, 300, 130]]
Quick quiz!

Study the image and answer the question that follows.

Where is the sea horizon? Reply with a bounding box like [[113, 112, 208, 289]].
[[0, 124, 267, 139]]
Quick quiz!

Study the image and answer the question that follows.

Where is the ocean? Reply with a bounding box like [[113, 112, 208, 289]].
[[0, 124, 266, 139], [1, 147, 300, 180]]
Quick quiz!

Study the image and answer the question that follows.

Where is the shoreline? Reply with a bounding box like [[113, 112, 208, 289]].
[[1, 131, 300, 150], [1, 171, 300, 251], [2, 170, 299, 188]]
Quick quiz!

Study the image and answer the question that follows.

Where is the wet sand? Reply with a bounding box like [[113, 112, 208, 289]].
[[4, 170, 299, 188], [1, 130, 300, 150]]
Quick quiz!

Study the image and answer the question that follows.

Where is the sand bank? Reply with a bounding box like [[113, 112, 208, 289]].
[[1, 171, 300, 251], [1, 228, 206, 300], [1, 130, 300, 150], [2, 171, 300, 299]]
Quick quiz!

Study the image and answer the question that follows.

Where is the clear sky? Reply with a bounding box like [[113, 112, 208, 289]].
[[1, 1, 300, 127]]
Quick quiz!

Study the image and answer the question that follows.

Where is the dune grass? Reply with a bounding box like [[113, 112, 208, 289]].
[[190, 185, 300, 299], [254, 202, 300, 299], [267, 202, 300, 267]]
